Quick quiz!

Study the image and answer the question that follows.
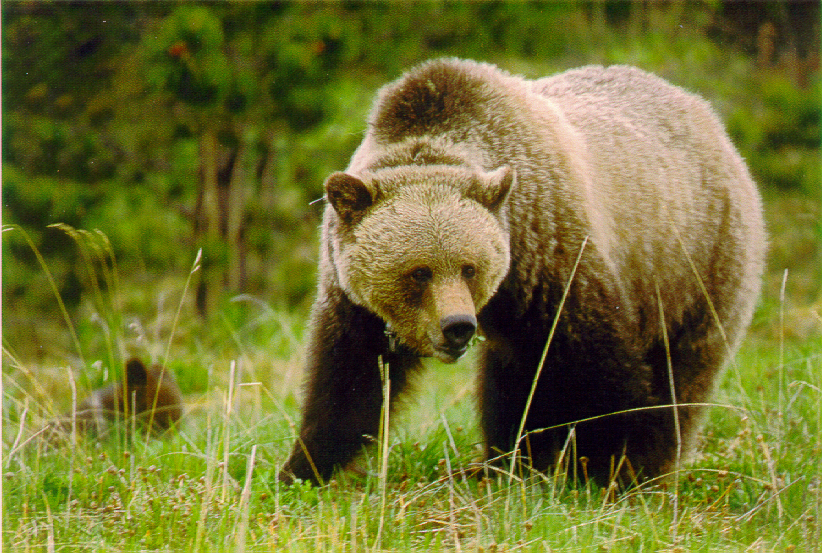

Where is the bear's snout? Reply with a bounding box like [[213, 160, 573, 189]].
[[440, 313, 477, 353]]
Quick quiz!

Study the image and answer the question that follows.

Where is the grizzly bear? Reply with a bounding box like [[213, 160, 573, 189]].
[[280, 58, 765, 486], [46, 357, 183, 441]]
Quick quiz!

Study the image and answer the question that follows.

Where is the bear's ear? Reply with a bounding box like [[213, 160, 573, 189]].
[[467, 166, 515, 212], [125, 358, 149, 387], [325, 172, 374, 222]]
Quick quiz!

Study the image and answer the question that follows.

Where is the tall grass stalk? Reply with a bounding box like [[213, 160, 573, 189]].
[[511, 235, 589, 481], [655, 280, 682, 546], [51, 223, 123, 378], [375, 355, 392, 550], [162, 248, 202, 370], [235, 444, 258, 553], [193, 412, 218, 552], [2, 225, 85, 366], [65, 367, 78, 524], [144, 249, 202, 438], [222, 361, 237, 503], [779, 268, 788, 429]]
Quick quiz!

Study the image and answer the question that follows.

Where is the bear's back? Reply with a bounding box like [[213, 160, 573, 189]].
[[530, 65, 719, 156], [529, 64, 761, 252], [369, 58, 530, 146], [533, 65, 692, 109]]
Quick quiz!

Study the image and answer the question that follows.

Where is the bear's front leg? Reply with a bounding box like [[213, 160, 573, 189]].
[[280, 288, 418, 484]]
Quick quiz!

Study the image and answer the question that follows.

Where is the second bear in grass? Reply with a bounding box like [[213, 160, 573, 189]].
[[48, 357, 183, 442], [281, 58, 765, 485]]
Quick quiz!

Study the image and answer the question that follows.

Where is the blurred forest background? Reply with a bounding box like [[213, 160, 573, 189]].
[[3, 1, 820, 364]]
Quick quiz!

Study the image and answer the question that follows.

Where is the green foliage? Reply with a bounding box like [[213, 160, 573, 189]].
[[3, 2, 818, 354], [728, 73, 821, 194], [144, 5, 229, 108]]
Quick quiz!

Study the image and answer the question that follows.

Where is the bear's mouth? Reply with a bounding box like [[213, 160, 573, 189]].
[[433, 344, 469, 363], [384, 327, 468, 362]]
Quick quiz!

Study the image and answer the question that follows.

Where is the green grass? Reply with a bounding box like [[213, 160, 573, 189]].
[[3, 217, 821, 551], [4, 332, 820, 551]]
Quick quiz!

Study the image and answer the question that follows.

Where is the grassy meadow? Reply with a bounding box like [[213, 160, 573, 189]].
[[2, 4, 820, 549], [2, 189, 820, 552]]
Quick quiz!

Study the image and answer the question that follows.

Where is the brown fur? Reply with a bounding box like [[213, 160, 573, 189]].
[[46, 357, 183, 441], [281, 59, 765, 486]]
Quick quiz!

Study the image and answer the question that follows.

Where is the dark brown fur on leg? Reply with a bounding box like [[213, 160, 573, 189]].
[[280, 288, 421, 484]]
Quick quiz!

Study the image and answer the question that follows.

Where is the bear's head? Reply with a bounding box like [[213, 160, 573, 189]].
[[106, 358, 184, 431], [325, 165, 514, 362]]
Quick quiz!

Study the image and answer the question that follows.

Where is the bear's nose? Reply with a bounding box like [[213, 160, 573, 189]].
[[440, 314, 477, 350]]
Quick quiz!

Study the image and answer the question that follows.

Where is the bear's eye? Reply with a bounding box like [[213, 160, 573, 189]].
[[410, 266, 433, 284], [462, 264, 476, 279]]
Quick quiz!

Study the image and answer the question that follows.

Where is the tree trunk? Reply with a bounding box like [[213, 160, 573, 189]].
[[227, 141, 249, 292], [198, 128, 222, 317], [259, 135, 277, 213]]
